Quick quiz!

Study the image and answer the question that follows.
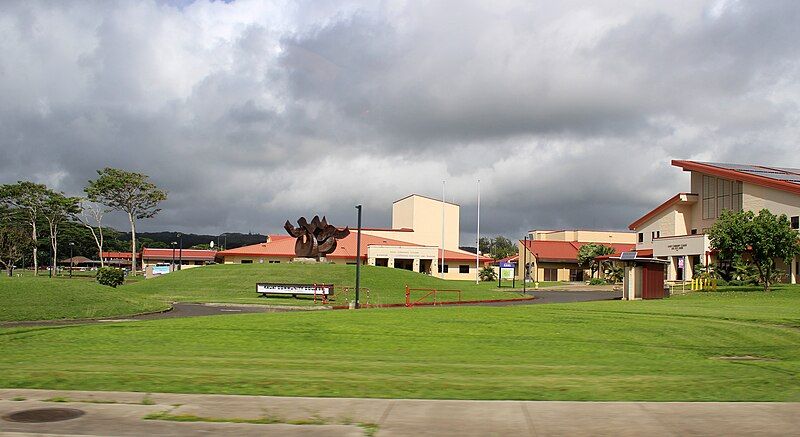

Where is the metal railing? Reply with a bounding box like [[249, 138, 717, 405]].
[[405, 285, 462, 307]]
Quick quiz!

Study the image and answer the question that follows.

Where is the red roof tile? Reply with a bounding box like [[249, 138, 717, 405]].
[[142, 248, 217, 261], [521, 240, 636, 262], [219, 233, 492, 262], [101, 251, 136, 259]]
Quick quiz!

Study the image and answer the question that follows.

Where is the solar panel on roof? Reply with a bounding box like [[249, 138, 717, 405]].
[[620, 251, 638, 260]]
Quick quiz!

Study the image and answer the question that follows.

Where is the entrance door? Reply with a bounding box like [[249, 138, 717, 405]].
[[418, 259, 432, 274], [569, 269, 584, 282]]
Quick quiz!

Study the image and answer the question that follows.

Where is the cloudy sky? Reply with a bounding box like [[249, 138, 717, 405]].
[[2, 0, 799, 243]]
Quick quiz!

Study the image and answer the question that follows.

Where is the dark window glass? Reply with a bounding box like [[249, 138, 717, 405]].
[[638, 233, 644, 243], [792, 216, 799, 230], [459, 265, 470, 274]]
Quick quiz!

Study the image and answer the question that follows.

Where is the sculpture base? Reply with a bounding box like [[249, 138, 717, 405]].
[[291, 257, 328, 264]]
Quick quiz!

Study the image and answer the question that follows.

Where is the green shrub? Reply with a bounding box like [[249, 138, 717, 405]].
[[96, 267, 125, 288], [479, 266, 497, 282], [588, 278, 606, 285]]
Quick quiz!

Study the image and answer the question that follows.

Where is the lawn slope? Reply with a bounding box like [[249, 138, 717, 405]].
[[0, 264, 533, 321], [1, 287, 798, 401], [126, 263, 531, 306], [0, 276, 168, 322]]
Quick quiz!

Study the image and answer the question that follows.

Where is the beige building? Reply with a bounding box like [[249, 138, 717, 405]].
[[629, 160, 800, 284], [217, 194, 489, 280], [517, 230, 636, 282]]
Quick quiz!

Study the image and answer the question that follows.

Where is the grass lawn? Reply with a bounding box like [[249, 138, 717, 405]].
[[126, 263, 549, 306], [1, 286, 798, 401], [0, 276, 167, 322], [0, 264, 552, 321]]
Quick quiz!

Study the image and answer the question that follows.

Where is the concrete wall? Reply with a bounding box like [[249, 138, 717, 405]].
[[531, 230, 636, 244], [392, 195, 460, 250], [742, 182, 800, 217]]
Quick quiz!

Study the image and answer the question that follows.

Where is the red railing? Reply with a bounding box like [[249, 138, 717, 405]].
[[405, 285, 462, 307]]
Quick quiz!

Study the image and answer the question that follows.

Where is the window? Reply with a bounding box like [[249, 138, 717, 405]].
[[268, 260, 280, 264], [240, 259, 253, 264], [437, 264, 449, 273], [638, 233, 644, 243], [691, 229, 698, 235], [703, 175, 742, 219], [702, 175, 716, 219], [459, 265, 470, 274], [543, 268, 558, 282], [792, 216, 799, 230]]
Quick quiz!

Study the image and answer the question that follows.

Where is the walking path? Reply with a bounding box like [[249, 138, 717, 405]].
[[1, 389, 798, 436]]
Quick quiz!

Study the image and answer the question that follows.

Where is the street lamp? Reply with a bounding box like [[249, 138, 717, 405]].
[[69, 242, 75, 279], [355, 205, 362, 309], [171, 242, 177, 272], [177, 233, 183, 271]]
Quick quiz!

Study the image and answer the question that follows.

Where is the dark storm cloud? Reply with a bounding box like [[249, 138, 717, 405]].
[[1, 0, 800, 240]]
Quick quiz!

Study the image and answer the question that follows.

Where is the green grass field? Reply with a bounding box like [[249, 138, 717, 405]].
[[1, 286, 798, 401], [0, 264, 547, 321], [0, 276, 167, 322]]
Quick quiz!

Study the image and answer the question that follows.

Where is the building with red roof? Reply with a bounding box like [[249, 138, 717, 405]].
[[628, 160, 799, 284], [141, 248, 217, 274], [517, 230, 636, 282], [217, 194, 491, 280]]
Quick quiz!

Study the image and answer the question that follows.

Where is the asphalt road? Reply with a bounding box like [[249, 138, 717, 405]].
[[1, 289, 620, 328]]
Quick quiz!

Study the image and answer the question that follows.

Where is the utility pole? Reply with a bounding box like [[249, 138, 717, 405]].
[[69, 242, 74, 279], [355, 204, 362, 309], [476, 179, 480, 284], [440, 180, 446, 279], [171, 241, 177, 272], [523, 234, 528, 293], [177, 233, 183, 271]]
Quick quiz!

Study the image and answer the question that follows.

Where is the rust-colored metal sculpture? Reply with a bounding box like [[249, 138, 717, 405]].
[[284, 216, 350, 260]]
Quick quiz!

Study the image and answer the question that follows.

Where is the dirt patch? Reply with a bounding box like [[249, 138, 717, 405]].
[[713, 355, 779, 362], [3, 407, 85, 423]]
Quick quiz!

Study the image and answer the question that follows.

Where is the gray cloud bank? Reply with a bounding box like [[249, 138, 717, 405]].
[[1, 0, 799, 243]]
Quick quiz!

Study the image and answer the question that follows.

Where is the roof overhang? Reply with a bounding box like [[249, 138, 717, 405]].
[[629, 193, 698, 230], [672, 160, 800, 196]]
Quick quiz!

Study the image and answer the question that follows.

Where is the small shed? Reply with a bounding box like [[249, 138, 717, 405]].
[[610, 252, 670, 300]]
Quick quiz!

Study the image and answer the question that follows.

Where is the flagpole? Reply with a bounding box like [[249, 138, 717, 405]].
[[476, 179, 480, 284], [441, 180, 445, 279]]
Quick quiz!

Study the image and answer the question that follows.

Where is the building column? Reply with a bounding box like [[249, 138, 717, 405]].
[[388, 257, 395, 268], [791, 256, 797, 285], [412, 259, 420, 273], [666, 257, 676, 282]]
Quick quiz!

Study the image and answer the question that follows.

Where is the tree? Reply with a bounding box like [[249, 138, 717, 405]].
[[0, 182, 52, 275], [577, 243, 616, 278], [0, 206, 32, 276], [709, 209, 800, 292], [77, 200, 109, 267], [42, 192, 81, 276], [85, 168, 167, 275], [479, 236, 517, 260]]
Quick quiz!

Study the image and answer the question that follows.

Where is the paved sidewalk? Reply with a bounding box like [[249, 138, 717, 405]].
[[2, 389, 799, 436]]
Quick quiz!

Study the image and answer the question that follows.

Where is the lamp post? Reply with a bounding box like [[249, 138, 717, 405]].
[[355, 204, 362, 309], [177, 233, 183, 271], [171, 242, 177, 272], [69, 242, 75, 279], [523, 234, 527, 294]]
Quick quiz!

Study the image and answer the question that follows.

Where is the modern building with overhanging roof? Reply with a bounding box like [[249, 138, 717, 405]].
[[629, 160, 800, 284], [217, 194, 490, 280]]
